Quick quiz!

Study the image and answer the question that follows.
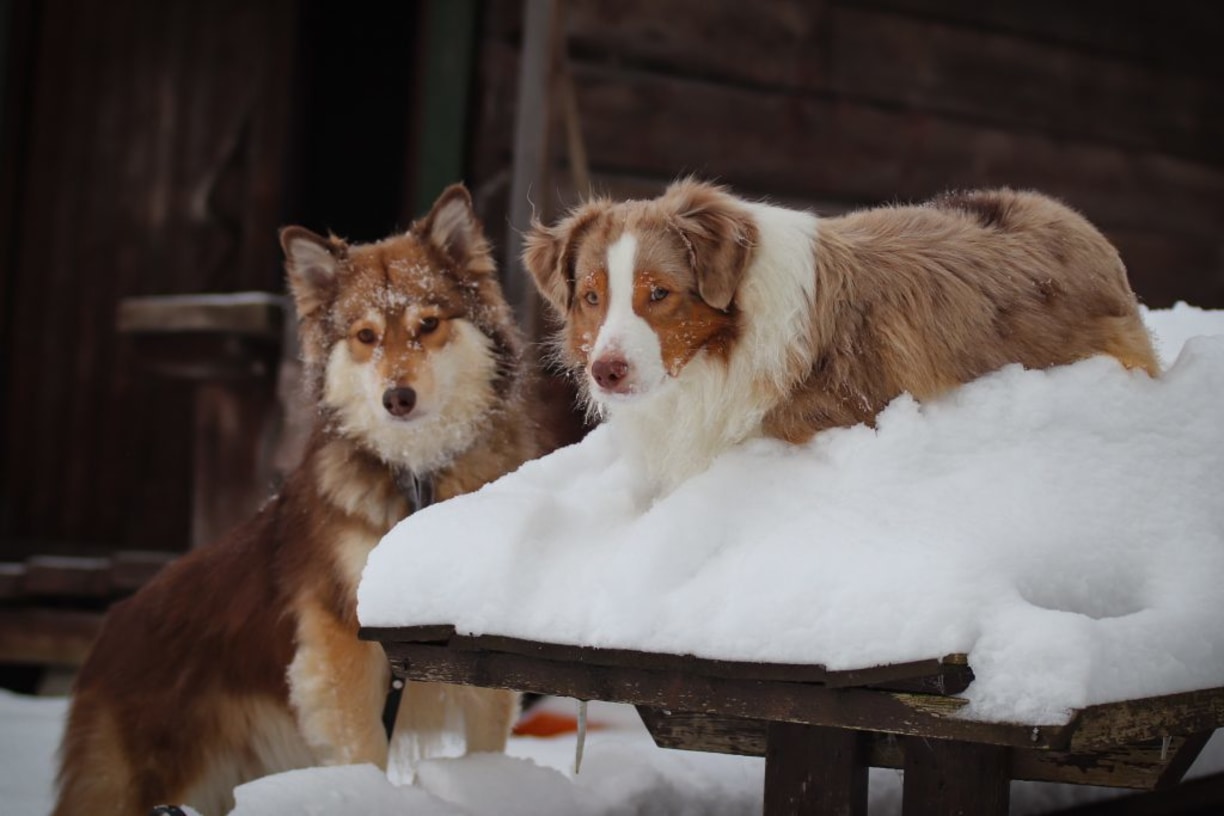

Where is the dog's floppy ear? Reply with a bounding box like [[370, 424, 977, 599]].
[[523, 200, 607, 313], [418, 183, 490, 271], [662, 178, 757, 311], [280, 226, 345, 319]]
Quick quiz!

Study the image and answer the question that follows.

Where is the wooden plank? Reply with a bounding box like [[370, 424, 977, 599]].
[[857, 0, 1224, 78], [108, 550, 176, 593], [116, 292, 285, 338], [637, 706, 772, 757], [902, 736, 1010, 816], [21, 555, 112, 598], [1068, 688, 1224, 751], [829, 7, 1224, 159], [0, 562, 24, 598], [825, 652, 972, 694], [564, 0, 830, 90], [361, 624, 457, 645], [476, 42, 1224, 241], [0, 607, 104, 666], [637, 709, 1207, 790], [764, 723, 867, 816], [554, 2, 1224, 161], [448, 631, 834, 684], [503, 0, 562, 333], [379, 640, 1072, 749], [573, 64, 1224, 238], [368, 627, 969, 690]]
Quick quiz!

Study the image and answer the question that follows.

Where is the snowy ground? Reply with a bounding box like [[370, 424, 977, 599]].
[[4, 689, 1222, 816], [4, 304, 1223, 815]]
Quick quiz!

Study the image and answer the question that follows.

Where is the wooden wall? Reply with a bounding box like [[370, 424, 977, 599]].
[[468, 0, 1224, 311], [0, 0, 297, 556]]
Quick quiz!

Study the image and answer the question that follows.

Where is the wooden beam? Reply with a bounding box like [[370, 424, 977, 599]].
[[764, 723, 868, 816], [503, 0, 563, 332], [902, 736, 1010, 816], [116, 292, 285, 338], [365, 625, 971, 692], [413, 0, 479, 214], [638, 709, 1208, 790], [1069, 688, 1224, 751], [0, 607, 103, 666], [379, 640, 1072, 749]]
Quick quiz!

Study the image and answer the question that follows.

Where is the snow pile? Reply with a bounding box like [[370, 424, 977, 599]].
[[359, 305, 1224, 725], [224, 699, 762, 816]]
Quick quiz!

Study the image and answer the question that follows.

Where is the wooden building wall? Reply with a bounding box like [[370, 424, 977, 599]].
[[0, 0, 425, 560], [468, 0, 1224, 312], [0, 0, 297, 557]]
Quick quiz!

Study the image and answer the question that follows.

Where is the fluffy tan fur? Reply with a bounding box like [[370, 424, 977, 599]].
[[54, 185, 543, 815]]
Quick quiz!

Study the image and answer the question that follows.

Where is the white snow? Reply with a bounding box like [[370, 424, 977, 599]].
[[360, 303, 1224, 726]]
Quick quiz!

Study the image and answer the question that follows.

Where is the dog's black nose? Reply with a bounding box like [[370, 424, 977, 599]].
[[382, 387, 417, 418]]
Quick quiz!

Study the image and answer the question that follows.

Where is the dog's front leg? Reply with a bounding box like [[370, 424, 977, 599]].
[[287, 596, 390, 768]]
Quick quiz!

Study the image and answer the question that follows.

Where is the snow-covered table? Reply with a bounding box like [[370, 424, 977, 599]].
[[358, 305, 1224, 815], [360, 624, 1224, 816]]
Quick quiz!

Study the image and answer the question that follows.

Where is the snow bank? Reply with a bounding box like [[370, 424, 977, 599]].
[[359, 305, 1224, 725]]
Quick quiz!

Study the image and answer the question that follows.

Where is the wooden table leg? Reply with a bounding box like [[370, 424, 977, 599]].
[[902, 736, 1010, 815], [764, 723, 868, 816]]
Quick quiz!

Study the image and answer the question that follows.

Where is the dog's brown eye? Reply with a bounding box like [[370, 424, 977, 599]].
[[356, 328, 378, 344], [419, 316, 440, 334], [649, 286, 670, 303], [584, 291, 599, 306]]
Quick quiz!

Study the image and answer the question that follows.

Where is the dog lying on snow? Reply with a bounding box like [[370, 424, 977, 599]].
[[524, 179, 1158, 494], [54, 185, 543, 816]]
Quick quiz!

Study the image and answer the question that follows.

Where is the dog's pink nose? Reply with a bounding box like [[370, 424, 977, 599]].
[[382, 387, 417, 418], [591, 356, 630, 391]]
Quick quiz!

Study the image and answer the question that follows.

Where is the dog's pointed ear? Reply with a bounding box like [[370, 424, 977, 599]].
[[662, 178, 757, 311], [280, 226, 345, 318], [523, 200, 607, 313], [522, 220, 570, 312], [419, 183, 488, 270]]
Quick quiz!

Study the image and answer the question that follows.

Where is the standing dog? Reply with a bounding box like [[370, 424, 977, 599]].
[[54, 185, 541, 815], [525, 180, 1158, 493]]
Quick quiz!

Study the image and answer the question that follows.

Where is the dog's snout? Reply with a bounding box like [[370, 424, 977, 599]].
[[382, 387, 417, 418], [591, 356, 630, 391]]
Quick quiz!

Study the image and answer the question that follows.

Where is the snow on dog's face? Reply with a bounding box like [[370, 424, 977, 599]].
[[524, 179, 758, 408], [281, 185, 521, 473]]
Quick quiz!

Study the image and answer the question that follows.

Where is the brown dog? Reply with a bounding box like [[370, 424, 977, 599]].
[[525, 180, 1158, 492], [54, 185, 542, 815]]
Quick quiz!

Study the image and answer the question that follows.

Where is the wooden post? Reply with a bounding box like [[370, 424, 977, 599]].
[[504, 0, 564, 333], [764, 723, 868, 816], [412, 0, 479, 215], [902, 736, 1010, 816]]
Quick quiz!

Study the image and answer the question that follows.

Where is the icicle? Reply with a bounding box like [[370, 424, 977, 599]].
[[574, 699, 589, 775]]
